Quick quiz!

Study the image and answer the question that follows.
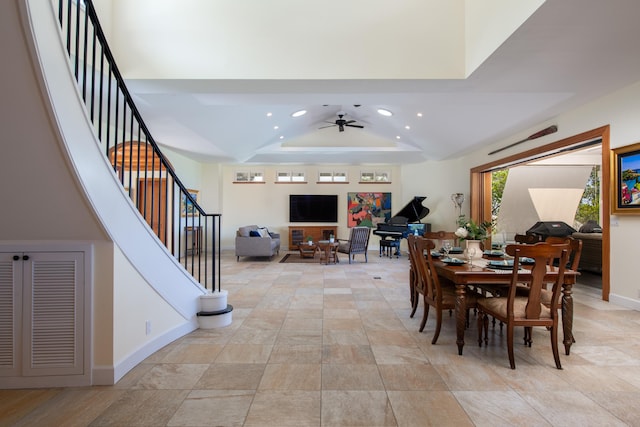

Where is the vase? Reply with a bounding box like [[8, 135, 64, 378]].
[[465, 240, 483, 260]]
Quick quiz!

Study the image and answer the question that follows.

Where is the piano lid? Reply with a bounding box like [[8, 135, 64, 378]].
[[391, 196, 429, 223]]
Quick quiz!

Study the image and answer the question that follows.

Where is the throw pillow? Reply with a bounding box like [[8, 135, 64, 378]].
[[249, 230, 261, 237], [257, 227, 269, 238]]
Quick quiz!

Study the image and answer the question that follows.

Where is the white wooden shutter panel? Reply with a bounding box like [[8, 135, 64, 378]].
[[0, 255, 21, 376], [23, 252, 84, 376]]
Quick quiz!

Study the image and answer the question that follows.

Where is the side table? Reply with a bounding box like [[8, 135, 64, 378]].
[[298, 243, 318, 258], [317, 240, 339, 264]]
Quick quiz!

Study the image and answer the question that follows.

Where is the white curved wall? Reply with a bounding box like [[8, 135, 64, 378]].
[[10, 0, 208, 384]]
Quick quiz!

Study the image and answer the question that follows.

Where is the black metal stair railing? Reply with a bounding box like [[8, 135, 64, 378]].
[[55, 0, 221, 291]]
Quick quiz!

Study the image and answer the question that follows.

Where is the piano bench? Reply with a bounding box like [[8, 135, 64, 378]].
[[379, 239, 400, 258]]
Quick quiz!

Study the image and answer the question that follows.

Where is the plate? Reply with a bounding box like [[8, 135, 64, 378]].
[[487, 261, 513, 270], [448, 247, 464, 254], [430, 251, 441, 258], [483, 250, 504, 257], [487, 258, 535, 269], [443, 258, 465, 266]]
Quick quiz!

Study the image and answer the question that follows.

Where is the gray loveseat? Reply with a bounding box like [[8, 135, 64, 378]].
[[235, 225, 280, 261]]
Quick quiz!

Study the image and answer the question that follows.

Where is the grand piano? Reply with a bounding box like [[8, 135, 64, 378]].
[[373, 196, 431, 255]]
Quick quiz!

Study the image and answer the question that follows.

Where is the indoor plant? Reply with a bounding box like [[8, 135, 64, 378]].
[[306, 235, 313, 245], [455, 215, 492, 241], [455, 216, 492, 260]]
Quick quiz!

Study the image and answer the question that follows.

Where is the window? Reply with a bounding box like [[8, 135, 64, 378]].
[[360, 170, 391, 183], [317, 171, 348, 183], [276, 171, 306, 183], [235, 170, 265, 183]]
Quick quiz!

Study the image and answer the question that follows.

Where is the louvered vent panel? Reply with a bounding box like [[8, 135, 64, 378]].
[[31, 260, 76, 367], [0, 261, 15, 368]]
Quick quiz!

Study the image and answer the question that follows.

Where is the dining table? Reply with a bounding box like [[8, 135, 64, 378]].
[[433, 253, 579, 356]]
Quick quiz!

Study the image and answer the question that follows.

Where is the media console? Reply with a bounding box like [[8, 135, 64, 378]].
[[288, 226, 338, 250]]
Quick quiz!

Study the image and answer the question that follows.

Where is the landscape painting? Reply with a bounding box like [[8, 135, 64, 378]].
[[612, 142, 640, 214]]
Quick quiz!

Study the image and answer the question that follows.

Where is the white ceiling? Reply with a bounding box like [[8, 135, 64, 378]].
[[123, 0, 640, 165]]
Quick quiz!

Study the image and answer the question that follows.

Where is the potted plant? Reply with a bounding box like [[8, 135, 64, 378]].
[[455, 215, 492, 260], [329, 234, 335, 243], [306, 236, 313, 245]]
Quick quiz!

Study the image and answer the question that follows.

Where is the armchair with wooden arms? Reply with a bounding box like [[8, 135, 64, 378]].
[[337, 226, 371, 264]]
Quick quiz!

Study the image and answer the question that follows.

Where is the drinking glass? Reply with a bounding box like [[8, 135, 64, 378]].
[[467, 247, 476, 266], [442, 241, 452, 259]]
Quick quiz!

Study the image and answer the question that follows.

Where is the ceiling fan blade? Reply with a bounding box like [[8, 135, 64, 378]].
[[345, 124, 364, 128], [345, 120, 356, 124], [318, 124, 337, 129]]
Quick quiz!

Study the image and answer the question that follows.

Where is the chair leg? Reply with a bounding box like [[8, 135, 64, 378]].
[[431, 308, 442, 344], [483, 314, 489, 345], [524, 327, 532, 347], [419, 296, 430, 332], [477, 312, 484, 346], [507, 323, 516, 369], [409, 291, 418, 318], [550, 325, 562, 369]]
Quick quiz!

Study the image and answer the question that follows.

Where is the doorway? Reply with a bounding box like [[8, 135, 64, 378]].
[[470, 126, 610, 301]]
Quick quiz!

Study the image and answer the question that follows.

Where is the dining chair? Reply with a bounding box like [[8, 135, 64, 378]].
[[423, 230, 458, 250], [516, 236, 582, 346], [408, 235, 477, 344], [515, 236, 582, 303], [476, 242, 569, 369]]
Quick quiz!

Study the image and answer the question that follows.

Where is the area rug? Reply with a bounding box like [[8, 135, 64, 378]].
[[279, 253, 322, 264]]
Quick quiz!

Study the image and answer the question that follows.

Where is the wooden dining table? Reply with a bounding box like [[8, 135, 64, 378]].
[[434, 256, 579, 356]]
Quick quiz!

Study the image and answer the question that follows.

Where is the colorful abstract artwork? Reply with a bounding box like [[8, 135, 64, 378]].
[[347, 192, 392, 228]]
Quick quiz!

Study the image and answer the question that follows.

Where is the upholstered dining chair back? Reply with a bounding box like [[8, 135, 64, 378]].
[[337, 226, 371, 263]]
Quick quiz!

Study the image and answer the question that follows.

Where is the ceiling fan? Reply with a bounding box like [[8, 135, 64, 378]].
[[319, 113, 364, 132]]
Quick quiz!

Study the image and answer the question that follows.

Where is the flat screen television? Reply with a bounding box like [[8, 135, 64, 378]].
[[289, 194, 338, 223]]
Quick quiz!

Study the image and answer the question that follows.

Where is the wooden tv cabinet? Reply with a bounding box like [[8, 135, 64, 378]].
[[288, 225, 338, 250]]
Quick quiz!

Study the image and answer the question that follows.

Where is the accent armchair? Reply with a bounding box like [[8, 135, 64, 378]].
[[337, 226, 371, 263]]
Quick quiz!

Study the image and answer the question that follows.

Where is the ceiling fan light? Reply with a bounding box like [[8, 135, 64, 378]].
[[291, 109, 307, 117], [377, 108, 393, 117]]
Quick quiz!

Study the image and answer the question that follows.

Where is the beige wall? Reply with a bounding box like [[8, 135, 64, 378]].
[[162, 79, 640, 308]]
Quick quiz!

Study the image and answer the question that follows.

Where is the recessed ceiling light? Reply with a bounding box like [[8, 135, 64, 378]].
[[291, 109, 307, 117], [274, 125, 279, 130], [279, 135, 284, 139], [405, 125, 411, 130], [266, 112, 272, 117], [416, 112, 423, 117], [377, 108, 393, 117], [396, 136, 401, 140]]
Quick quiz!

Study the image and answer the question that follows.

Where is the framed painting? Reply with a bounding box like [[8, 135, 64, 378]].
[[181, 189, 199, 216], [347, 192, 392, 227], [612, 142, 640, 214]]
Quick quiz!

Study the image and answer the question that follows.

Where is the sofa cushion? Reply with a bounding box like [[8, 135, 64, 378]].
[[249, 230, 261, 237], [238, 225, 258, 237]]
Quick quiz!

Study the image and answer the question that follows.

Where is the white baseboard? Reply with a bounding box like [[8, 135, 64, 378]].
[[608, 293, 640, 311], [92, 320, 198, 385]]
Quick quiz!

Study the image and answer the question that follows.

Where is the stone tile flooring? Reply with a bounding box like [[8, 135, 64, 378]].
[[2, 250, 639, 426]]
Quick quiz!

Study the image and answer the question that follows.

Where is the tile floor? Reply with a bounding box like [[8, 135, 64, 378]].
[[2, 250, 640, 426]]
